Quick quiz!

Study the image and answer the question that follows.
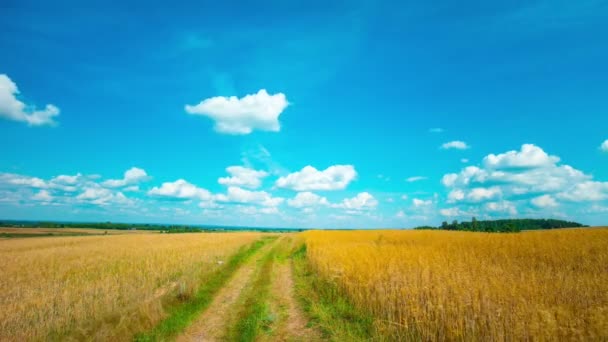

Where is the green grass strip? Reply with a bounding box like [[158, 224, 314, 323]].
[[134, 236, 276, 342], [226, 242, 278, 341], [292, 243, 376, 341]]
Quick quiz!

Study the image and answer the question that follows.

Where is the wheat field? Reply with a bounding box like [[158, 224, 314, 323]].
[[0, 232, 262, 341], [302, 228, 608, 341]]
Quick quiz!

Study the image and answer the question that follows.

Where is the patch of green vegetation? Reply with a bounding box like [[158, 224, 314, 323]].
[[291, 244, 376, 341], [134, 236, 276, 342], [414, 218, 587, 233], [226, 242, 278, 341]]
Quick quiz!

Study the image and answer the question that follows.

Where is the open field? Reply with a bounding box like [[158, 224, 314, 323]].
[[0, 232, 263, 340], [301, 228, 608, 341], [1, 228, 607, 341]]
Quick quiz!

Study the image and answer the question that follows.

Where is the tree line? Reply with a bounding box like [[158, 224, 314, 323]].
[[415, 218, 587, 233]]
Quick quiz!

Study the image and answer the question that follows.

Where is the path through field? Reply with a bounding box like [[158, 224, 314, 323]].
[[177, 235, 321, 341]]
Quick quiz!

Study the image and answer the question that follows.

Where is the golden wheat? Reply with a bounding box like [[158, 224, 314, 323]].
[[0, 232, 261, 341], [302, 228, 608, 341]]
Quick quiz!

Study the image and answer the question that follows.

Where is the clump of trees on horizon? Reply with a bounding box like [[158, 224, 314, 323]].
[[415, 218, 587, 233]]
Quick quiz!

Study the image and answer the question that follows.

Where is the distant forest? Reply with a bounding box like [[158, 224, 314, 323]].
[[0, 220, 304, 233], [415, 218, 587, 233]]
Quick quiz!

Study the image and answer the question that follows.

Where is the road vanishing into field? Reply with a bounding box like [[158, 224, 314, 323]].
[[178, 236, 322, 342]]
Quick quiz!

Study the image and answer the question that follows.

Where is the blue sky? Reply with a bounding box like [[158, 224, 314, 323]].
[[1, 0, 607, 228]]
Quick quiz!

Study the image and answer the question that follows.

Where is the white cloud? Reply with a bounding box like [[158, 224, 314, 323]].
[[467, 187, 502, 202], [218, 166, 268, 189], [401, 194, 408, 200], [412, 198, 432, 207], [461, 158, 469, 163], [601, 139, 608, 152], [485, 201, 517, 215], [217, 186, 283, 207], [259, 207, 279, 215], [406, 176, 427, 182], [148, 179, 212, 200], [185, 89, 288, 134], [447, 189, 465, 202], [484, 144, 559, 169], [0, 74, 59, 126], [442, 148, 590, 196], [441, 144, 608, 219], [429, 128, 444, 133], [287, 192, 328, 208], [276, 165, 357, 191], [102, 167, 148, 188], [396, 210, 405, 218], [556, 181, 608, 202], [77, 187, 133, 206], [531, 194, 558, 208], [0, 173, 47, 188], [32, 190, 53, 202], [51, 174, 81, 185], [334, 192, 378, 210], [440, 207, 469, 217], [441, 141, 470, 150]]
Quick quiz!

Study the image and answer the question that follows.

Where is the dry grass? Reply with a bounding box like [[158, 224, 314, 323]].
[[302, 228, 608, 341], [0, 232, 262, 341]]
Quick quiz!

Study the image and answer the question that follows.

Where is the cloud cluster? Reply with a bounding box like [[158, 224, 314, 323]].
[[148, 179, 212, 200], [102, 167, 149, 188], [333, 192, 378, 211], [0, 168, 142, 207], [0, 74, 59, 126], [287, 192, 329, 208], [276, 165, 357, 191], [215, 186, 283, 207], [601, 139, 608, 152], [185, 89, 288, 134], [441, 144, 608, 217], [218, 166, 268, 189]]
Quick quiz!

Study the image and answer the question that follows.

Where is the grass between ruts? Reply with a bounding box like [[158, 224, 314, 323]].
[[225, 240, 280, 341], [292, 243, 377, 341], [134, 236, 276, 341]]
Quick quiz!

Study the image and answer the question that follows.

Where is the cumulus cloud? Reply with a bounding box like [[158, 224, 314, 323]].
[[441, 143, 608, 218], [0, 74, 59, 126], [0, 173, 47, 188], [276, 165, 357, 191], [148, 179, 212, 200], [32, 190, 53, 202], [334, 192, 378, 210], [531, 194, 558, 208], [218, 166, 268, 189], [185, 89, 288, 134], [216, 186, 283, 207], [556, 181, 608, 202], [485, 201, 517, 215], [601, 139, 608, 152], [77, 187, 133, 206], [406, 176, 427, 182], [440, 141, 470, 150], [287, 192, 329, 208], [102, 167, 149, 188], [439, 207, 470, 217], [413, 198, 432, 207], [483, 144, 559, 169]]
